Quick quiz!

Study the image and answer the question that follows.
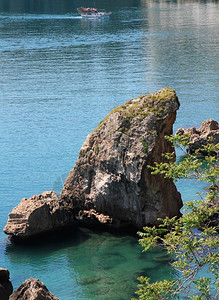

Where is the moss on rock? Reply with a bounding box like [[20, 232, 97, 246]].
[[96, 88, 176, 132]]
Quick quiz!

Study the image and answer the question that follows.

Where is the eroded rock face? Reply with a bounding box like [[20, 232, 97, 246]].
[[0, 268, 13, 300], [176, 119, 219, 155], [9, 278, 59, 300], [61, 88, 183, 228], [4, 191, 74, 239]]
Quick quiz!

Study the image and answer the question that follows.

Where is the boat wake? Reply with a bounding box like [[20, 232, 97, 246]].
[[0, 14, 80, 20]]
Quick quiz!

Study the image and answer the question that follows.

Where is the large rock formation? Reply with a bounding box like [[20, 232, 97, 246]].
[[9, 278, 59, 300], [176, 119, 219, 155], [0, 268, 13, 300], [4, 191, 74, 239], [61, 88, 183, 229], [4, 89, 183, 236]]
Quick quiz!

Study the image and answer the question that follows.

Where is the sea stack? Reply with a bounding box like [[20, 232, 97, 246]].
[[61, 88, 183, 229], [4, 89, 183, 239]]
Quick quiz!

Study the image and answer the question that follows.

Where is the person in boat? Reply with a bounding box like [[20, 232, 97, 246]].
[[80, 7, 98, 13]]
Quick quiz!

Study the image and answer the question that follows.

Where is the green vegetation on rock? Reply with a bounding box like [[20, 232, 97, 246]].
[[141, 138, 148, 153], [95, 88, 176, 132]]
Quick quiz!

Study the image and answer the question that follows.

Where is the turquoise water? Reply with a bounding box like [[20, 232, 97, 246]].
[[0, 0, 218, 298]]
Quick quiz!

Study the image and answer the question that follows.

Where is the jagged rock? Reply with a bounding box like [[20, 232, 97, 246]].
[[0, 268, 13, 300], [61, 88, 183, 229], [176, 119, 219, 155], [9, 278, 59, 300], [4, 191, 74, 239]]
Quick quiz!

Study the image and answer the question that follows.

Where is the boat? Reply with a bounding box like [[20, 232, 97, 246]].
[[77, 7, 112, 18]]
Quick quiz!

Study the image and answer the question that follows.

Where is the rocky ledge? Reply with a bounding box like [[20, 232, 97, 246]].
[[3, 191, 74, 239], [61, 88, 182, 229], [176, 119, 219, 155]]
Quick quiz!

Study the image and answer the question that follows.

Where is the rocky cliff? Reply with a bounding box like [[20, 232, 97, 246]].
[[61, 88, 182, 229]]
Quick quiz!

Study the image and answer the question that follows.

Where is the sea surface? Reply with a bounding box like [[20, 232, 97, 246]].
[[0, 0, 218, 299]]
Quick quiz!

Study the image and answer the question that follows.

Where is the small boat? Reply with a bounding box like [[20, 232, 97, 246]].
[[77, 6, 112, 18]]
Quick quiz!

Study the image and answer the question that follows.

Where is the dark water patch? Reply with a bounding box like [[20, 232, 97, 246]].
[[5, 224, 88, 248], [79, 275, 103, 286]]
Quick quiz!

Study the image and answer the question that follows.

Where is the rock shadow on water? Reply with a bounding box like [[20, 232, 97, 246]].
[[4, 224, 91, 259]]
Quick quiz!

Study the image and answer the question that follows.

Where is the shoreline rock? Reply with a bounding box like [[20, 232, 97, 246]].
[[9, 278, 59, 300], [176, 119, 219, 155], [0, 268, 13, 300], [0, 268, 59, 300], [61, 88, 183, 229], [3, 191, 74, 239]]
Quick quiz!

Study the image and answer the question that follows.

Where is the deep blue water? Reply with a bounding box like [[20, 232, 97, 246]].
[[0, 0, 218, 299]]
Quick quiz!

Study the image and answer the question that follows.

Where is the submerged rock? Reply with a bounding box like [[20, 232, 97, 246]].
[[0, 268, 13, 300], [4, 191, 74, 239], [9, 278, 59, 300], [176, 119, 219, 155], [61, 88, 183, 229]]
